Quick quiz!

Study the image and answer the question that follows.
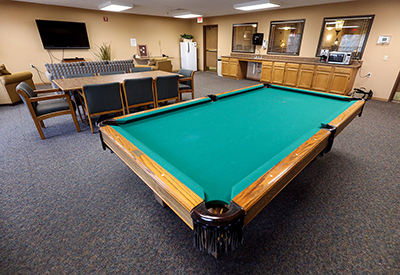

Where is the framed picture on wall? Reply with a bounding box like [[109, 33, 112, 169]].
[[138, 45, 148, 57]]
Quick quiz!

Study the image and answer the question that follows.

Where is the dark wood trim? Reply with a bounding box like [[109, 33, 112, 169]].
[[388, 70, 400, 102]]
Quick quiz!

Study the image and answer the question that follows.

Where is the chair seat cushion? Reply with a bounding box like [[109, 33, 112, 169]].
[[179, 83, 191, 90], [36, 99, 71, 116]]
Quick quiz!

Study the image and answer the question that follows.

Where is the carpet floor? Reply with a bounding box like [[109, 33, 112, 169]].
[[1, 71, 399, 274]]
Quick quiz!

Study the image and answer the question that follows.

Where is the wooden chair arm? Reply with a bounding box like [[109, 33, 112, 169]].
[[30, 93, 71, 102], [179, 77, 191, 82], [34, 88, 62, 94]]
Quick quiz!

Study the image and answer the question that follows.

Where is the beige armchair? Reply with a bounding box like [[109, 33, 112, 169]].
[[0, 64, 35, 105]]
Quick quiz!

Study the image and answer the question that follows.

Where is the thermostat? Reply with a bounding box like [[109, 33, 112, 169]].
[[377, 36, 391, 44]]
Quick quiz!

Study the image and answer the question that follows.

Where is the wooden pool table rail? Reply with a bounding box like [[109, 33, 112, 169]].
[[234, 99, 365, 225], [99, 87, 365, 231]]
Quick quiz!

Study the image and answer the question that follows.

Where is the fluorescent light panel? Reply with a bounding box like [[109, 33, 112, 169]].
[[99, 1, 133, 12], [173, 11, 202, 19], [234, 0, 281, 11]]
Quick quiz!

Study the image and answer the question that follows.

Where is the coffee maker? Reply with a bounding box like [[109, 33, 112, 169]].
[[319, 49, 329, 63]]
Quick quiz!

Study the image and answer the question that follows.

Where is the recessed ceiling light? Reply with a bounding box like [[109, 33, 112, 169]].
[[234, 0, 281, 11], [98, 1, 133, 12], [173, 11, 203, 19]]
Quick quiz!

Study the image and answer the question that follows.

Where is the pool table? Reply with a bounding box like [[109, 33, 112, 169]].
[[99, 84, 365, 257]]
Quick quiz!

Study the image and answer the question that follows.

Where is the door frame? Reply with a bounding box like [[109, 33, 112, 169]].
[[203, 25, 218, 72], [388, 70, 400, 101]]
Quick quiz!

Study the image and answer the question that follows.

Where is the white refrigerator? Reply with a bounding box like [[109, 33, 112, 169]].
[[180, 42, 197, 71]]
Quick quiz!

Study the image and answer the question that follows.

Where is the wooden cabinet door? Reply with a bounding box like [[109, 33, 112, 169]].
[[312, 66, 332, 92], [297, 64, 315, 89], [260, 62, 272, 83], [328, 67, 353, 94], [229, 59, 239, 77], [329, 73, 350, 94], [283, 64, 299, 87], [284, 68, 298, 86], [312, 71, 331, 91], [272, 62, 285, 85], [221, 58, 229, 76]]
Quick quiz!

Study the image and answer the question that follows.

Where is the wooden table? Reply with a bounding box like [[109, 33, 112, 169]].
[[53, 71, 179, 91]]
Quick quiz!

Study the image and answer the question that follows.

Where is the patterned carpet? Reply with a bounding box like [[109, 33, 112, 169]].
[[1, 71, 399, 274]]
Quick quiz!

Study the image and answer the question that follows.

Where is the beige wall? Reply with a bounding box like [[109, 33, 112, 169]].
[[1, 0, 399, 100], [0, 0, 190, 83], [194, 0, 400, 100]]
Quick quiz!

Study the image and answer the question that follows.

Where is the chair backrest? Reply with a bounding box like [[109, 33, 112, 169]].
[[155, 75, 179, 102], [130, 67, 152, 73], [16, 82, 38, 109], [179, 69, 194, 87], [82, 82, 123, 114], [98, 71, 125, 76], [123, 77, 154, 107], [64, 73, 95, 79]]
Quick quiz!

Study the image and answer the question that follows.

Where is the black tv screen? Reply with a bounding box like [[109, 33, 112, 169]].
[[35, 19, 90, 49]]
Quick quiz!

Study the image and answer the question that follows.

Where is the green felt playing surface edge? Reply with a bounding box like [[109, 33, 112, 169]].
[[112, 85, 358, 204]]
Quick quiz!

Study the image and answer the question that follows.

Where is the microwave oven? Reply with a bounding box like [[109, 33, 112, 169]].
[[327, 52, 352, 65]]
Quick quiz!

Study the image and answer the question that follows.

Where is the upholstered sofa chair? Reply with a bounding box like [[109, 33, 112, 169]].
[[0, 64, 35, 105]]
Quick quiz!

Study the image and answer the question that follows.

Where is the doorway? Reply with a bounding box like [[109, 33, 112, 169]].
[[389, 70, 400, 102], [203, 25, 218, 72]]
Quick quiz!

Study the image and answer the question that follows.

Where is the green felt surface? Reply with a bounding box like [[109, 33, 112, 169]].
[[112, 85, 358, 204]]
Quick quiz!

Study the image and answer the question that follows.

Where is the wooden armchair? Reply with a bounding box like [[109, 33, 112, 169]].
[[81, 82, 125, 133], [122, 77, 155, 113], [16, 82, 81, 139], [178, 69, 195, 101], [154, 75, 179, 107]]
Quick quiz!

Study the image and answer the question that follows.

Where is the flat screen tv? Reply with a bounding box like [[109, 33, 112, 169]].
[[35, 19, 90, 49]]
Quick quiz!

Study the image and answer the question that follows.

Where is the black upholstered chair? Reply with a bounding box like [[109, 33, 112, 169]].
[[130, 67, 152, 73], [81, 82, 125, 133], [154, 75, 179, 107], [63, 73, 96, 123], [122, 77, 155, 114], [16, 82, 81, 139], [178, 69, 195, 101], [98, 71, 125, 76]]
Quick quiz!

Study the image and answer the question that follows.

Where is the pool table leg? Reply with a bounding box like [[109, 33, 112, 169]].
[[154, 192, 167, 208]]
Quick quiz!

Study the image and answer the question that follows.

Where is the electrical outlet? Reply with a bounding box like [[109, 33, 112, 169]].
[[366, 72, 372, 78], [30, 63, 35, 68]]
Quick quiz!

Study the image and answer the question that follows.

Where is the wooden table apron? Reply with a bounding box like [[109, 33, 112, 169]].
[[52, 71, 179, 91]]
